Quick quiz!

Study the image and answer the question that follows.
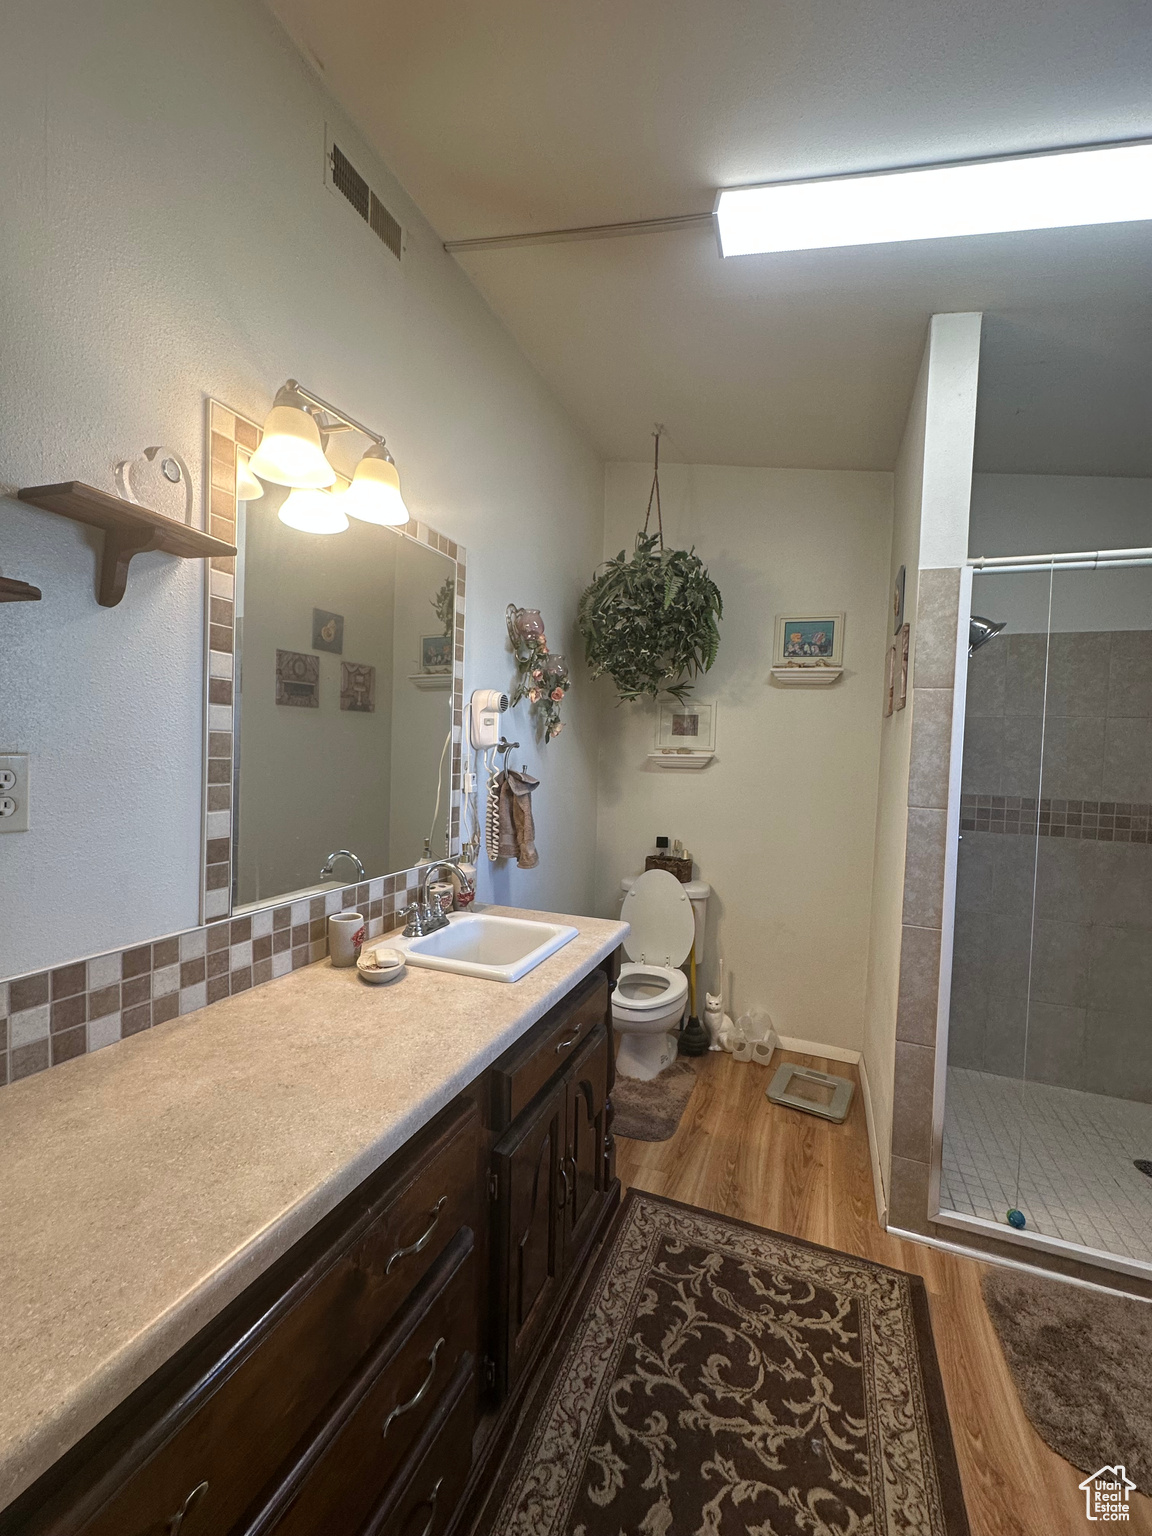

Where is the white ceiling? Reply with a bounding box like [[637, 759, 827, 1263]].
[[268, 0, 1152, 473]]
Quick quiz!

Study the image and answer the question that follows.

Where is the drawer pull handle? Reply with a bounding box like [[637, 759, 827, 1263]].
[[417, 1477, 445, 1536], [385, 1196, 447, 1274], [555, 1028, 581, 1053], [165, 1481, 209, 1535], [382, 1337, 444, 1438], [558, 1159, 571, 1206]]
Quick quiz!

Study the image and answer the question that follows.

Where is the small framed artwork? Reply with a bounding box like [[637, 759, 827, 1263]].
[[312, 608, 344, 654], [884, 645, 896, 717], [420, 633, 452, 673], [276, 649, 319, 708], [896, 622, 910, 710], [892, 566, 906, 633], [657, 701, 716, 752], [773, 613, 845, 667], [340, 661, 376, 713]]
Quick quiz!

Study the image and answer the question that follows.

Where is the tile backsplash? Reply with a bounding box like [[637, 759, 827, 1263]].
[[0, 875, 420, 1089]]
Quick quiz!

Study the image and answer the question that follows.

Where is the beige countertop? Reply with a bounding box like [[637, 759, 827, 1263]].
[[0, 906, 626, 1514]]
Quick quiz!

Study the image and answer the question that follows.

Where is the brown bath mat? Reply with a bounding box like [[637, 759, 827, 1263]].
[[982, 1266, 1152, 1490], [611, 1059, 697, 1141], [478, 1192, 969, 1535]]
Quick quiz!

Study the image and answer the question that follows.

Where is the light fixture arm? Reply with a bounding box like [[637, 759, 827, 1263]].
[[285, 379, 387, 451]]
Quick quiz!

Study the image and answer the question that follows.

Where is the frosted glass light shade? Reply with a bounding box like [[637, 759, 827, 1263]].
[[278, 488, 349, 535], [249, 385, 336, 488], [341, 444, 409, 526], [235, 458, 264, 502]]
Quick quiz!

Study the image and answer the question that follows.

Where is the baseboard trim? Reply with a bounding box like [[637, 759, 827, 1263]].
[[776, 1035, 861, 1066], [857, 1055, 888, 1227]]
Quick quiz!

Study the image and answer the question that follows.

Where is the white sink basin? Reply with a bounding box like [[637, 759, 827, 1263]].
[[395, 912, 578, 983]]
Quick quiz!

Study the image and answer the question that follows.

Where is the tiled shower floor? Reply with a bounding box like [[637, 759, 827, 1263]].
[[941, 1067, 1152, 1264]]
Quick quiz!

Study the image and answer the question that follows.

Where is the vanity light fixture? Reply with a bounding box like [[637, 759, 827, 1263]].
[[278, 487, 350, 536], [249, 382, 338, 488], [342, 442, 409, 526], [235, 456, 264, 502], [715, 140, 1152, 257]]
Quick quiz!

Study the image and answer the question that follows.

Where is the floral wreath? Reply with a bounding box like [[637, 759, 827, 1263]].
[[507, 605, 570, 742]]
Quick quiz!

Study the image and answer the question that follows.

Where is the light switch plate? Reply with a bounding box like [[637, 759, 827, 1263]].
[[0, 755, 29, 832]]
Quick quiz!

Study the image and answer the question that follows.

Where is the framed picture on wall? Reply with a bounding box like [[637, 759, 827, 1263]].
[[420, 633, 452, 673], [896, 622, 910, 710], [657, 701, 717, 752], [892, 566, 906, 633], [884, 645, 896, 717], [772, 613, 845, 668]]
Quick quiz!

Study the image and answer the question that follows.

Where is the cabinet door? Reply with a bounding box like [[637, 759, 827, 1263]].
[[492, 1080, 566, 1394], [562, 1024, 610, 1272]]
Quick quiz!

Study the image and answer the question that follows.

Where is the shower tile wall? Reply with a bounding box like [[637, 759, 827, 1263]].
[[950, 631, 1152, 1103]]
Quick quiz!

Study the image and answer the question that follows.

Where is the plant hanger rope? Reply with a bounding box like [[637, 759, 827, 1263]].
[[642, 425, 665, 548]]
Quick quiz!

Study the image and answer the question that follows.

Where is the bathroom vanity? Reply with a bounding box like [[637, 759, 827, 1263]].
[[0, 909, 626, 1536]]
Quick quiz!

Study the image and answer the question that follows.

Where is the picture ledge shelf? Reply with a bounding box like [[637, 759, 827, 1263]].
[[408, 671, 452, 690], [647, 750, 716, 769], [17, 481, 238, 607], [770, 666, 843, 687], [0, 576, 42, 602]]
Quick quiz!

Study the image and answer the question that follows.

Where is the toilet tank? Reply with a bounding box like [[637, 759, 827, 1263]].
[[621, 874, 710, 965]]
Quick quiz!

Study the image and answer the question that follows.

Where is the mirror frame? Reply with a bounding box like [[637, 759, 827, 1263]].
[[201, 398, 466, 923]]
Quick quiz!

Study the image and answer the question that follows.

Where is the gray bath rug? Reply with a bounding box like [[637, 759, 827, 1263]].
[[612, 1059, 697, 1141], [982, 1266, 1152, 1490]]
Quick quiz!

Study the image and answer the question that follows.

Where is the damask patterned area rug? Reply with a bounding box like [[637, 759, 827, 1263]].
[[480, 1191, 969, 1536]]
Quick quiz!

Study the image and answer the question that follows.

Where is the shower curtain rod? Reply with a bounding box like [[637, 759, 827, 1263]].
[[970, 546, 1152, 571]]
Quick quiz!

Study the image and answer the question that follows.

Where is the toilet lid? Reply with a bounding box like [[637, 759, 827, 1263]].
[[621, 869, 696, 967]]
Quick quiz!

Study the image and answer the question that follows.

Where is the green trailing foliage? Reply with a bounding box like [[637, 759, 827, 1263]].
[[578, 532, 722, 704]]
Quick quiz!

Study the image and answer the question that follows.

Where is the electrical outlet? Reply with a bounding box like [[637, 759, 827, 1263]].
[[0, 755, 29, 833]]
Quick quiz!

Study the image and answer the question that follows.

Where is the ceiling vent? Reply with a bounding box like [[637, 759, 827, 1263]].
[[325, 132, 403, 261]]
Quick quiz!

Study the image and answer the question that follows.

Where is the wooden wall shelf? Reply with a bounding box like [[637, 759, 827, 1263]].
[[0, 576, 42, 603], [18, 481, 238, 607]]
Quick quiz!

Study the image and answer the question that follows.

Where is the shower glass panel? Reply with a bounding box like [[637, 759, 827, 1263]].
[[942, 561, 1152, 1268]]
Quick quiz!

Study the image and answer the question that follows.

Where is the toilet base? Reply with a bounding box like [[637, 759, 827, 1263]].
[[615, 1027, 678, 1081]]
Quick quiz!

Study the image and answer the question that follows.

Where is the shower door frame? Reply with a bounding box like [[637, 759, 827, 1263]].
[[928, 551, 1152, 1282]]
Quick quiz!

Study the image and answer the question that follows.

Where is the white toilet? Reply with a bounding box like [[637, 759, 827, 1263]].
[[613, 869, 711, 1080]]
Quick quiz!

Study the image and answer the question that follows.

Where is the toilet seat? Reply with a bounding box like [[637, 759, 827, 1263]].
[[612, 962, 688, 1017], [619, 869, 696, 968]]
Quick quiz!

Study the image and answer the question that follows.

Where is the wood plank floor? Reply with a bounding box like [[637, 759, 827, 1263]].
[[616, 1048, 1152, 1536]]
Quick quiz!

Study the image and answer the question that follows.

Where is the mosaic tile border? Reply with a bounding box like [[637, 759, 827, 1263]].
[[204, 400, 466, 918], [0, 876, 424, 1088], [0, 402, 467, 1091], [959, 794, 1152, 843]]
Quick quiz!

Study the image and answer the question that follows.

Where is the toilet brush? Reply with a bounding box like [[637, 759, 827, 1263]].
[[679, 949, 710, 1057]]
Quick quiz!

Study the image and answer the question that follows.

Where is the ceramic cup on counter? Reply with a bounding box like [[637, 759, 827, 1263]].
[[329, 910, 365, 967]]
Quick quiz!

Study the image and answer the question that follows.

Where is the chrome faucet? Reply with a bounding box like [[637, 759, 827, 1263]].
[[320, 849, 366, 883], [403, 860, 475, 937]]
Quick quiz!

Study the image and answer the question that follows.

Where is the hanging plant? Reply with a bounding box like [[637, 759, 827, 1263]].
[[578, 431, 722, 703], [507, 605, 570, 742], [431, 576, 455, 640]]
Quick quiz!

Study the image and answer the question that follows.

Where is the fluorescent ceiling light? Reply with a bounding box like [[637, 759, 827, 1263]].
[[716, 142, 1152, 257]]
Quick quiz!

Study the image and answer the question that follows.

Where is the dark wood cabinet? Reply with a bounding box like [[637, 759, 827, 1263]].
[[1, 951, 621, 1536]]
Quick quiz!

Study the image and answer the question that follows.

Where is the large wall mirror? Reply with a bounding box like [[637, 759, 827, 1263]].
[[204, 400, 465, 921]]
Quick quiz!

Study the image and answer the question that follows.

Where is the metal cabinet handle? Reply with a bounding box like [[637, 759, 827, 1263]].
[[558, 1159, 571, 1206], [385, 1197, 447, 1275], [164, 1481, 209, 1535], [416, 1477, 445, 1536], [382, 1337, 444, 1438], [566, 1152, 578, 1193], [555, 1028, 580, 1053]]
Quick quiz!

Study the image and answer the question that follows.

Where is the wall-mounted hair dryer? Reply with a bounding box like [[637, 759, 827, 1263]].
[[469, 689, 509, 749]]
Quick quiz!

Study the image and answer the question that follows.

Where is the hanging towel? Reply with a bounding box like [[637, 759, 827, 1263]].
[[499, 767, 540, 868], [486, 767, 503, 862]]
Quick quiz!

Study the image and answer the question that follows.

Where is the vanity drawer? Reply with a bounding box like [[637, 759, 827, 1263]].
[[64, 1102, 480, 1536], [250, 1232, 477, 1536], [491, 969, 608, 1129], [355, 1354, 476, 1536]]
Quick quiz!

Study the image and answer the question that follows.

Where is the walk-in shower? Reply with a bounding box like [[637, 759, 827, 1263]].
[[937, 546, 1152, 1277]]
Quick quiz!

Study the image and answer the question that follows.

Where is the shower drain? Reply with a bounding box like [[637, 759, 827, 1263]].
[[1135, 1160, 1152, 1180]]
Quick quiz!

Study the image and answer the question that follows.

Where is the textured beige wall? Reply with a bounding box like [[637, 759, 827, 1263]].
[[594, 460, 893, 1054]]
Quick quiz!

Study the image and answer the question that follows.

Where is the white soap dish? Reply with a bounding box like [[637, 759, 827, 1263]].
[[357, 946, 407, 985]]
